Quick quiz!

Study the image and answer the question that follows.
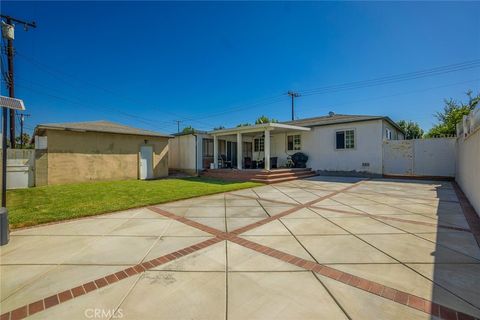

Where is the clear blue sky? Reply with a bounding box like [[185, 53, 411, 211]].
[[2, 1, 479, 135]]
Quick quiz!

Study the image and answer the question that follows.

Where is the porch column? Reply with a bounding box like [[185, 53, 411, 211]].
[[237, 132, 242, 170], [264, 129, 271, 170], [213, 135, 218, 169]]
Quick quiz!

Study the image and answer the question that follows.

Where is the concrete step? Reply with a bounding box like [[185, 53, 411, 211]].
[[251, 172, 318, 184], [254, 170, 314, 179]]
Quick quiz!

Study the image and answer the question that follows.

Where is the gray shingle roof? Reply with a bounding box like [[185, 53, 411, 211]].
[[282, 114, 403, 132], [35, 121, 172, 138]]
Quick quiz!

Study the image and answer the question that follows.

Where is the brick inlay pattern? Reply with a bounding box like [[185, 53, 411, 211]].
[[228, 236, 478, 320], [3, 179, 478, 320], [230, 189, 471, 233], [1, 237, 221, 320], [452, 182, 480, 247], [310, 204, 472, 233]]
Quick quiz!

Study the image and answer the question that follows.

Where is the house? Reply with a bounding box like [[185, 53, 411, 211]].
[[168, 113, 404, 177], [33, 121, 171, 185], [168, 130, 210, 176]]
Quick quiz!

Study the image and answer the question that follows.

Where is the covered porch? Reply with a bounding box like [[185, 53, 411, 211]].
[[207, 122, 311, 171]]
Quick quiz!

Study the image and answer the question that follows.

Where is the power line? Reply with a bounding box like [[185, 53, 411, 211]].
[[14, 50, 291, 125], [14, 51, 215, 128], [299, 59, 480, 96], [13, 82, 187, 132], [12, 50, 480, 130], [300, 78, 480, 114]]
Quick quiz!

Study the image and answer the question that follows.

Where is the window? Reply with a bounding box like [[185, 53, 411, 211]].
[[336, 130, 355, 150], [254, 138, 264, 152], [287, 134, 301, 151], [385, 128, 392, 140]]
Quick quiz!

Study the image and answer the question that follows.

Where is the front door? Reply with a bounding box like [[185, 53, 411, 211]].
[[139, 146, 153, 179]]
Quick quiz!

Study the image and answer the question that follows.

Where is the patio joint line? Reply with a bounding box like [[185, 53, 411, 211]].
[[336, 189, 471, 230], [6, 179, 477, 320], [223, 193, 229, 320], [0, 237, 223, 320], [255, 196, 353, 320], [228, 236, 479, 320], [452, 182, 480, 247], [310, 204, 472, 233], [229, 179, 369, 235], [328, 198, 480, 264], [319, 197, 480, 310]]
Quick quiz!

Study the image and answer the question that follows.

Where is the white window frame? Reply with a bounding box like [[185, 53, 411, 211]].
[[287, 134, 302, 151], [254, 137, 264, 152], [335, 129, 356, 150], [385, 128, 392, 140]]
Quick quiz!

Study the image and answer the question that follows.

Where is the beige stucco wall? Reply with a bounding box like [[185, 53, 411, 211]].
[[169, 134, 197, 173], [456, 127, 480, 216], [38, 130, 169, 185]]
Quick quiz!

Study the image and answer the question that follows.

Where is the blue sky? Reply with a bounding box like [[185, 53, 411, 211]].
[[2, 1, 479, 135]]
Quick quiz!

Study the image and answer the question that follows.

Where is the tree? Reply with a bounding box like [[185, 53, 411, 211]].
[[397, 120, 424, 139], [213, 126, 225, 131], [426, 91, 479, 137], [255, 116, 278, 124], [15, 133, 33, 149], [236, 123, 251, 127], [181, 126, 195, 134]]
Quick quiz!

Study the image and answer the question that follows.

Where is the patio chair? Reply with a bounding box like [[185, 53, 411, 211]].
[[220, 154, 232, 168], [270, 157, 278, 169], [244, 157, 252, 169]]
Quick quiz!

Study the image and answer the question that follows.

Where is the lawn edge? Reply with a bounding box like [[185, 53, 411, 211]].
[[9, 178, 263, 230]]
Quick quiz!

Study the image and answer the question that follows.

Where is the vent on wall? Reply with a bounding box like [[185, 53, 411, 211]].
[[362, 162, 370, 167]]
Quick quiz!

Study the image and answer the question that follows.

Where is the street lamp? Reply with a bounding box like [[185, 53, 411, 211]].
[[0, 95, 25, 245]]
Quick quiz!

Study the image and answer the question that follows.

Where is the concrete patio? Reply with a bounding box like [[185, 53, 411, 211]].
[[1, 177, 479, 320]]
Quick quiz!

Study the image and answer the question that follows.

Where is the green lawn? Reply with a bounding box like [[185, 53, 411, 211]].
[[7, 177, 262, 229]]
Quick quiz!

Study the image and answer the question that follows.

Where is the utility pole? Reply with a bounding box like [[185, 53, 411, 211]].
[[175, 120, 181, 133], [18, 113, 30, 148], [1, 15, 36, 148], [287, 91, 300, 121]]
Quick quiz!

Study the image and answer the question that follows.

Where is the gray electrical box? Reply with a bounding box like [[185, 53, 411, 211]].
[[0, 207, 9, 245], [1, 23, 14, 40]]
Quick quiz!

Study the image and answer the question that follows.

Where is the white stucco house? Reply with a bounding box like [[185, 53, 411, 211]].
[[168, 113, 405, 177]]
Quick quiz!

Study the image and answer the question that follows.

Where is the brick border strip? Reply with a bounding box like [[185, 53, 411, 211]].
[[230, 179, 369, 235], [147, 206, 224, 236], [232, 191, 470, 233], [452, 182, 480, 247], [310, 205, 472, 233], [228, 236, 479, 320], [227, 192, 300, 206], [0, 237, 222, 320]]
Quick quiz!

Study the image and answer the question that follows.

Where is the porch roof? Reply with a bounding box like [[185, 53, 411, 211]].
[[207, 122, 310, 136]]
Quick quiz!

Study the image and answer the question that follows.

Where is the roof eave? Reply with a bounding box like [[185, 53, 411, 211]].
[[34, 125, 173, 138], [208, 122, 310, 135]]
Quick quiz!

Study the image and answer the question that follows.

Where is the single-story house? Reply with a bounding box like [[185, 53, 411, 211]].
[[168, 113, 404, 176], [33, 121, 171, 185]]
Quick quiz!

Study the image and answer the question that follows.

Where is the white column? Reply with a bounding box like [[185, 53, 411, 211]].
[[264, 130, 270, 170], [213, 135, 218, 169], [237, 132, 242, 170]]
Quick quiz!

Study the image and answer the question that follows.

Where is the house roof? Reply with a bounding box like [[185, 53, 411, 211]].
[[208, 122, 311, 136], [34, 121, 172, 138], [282, 114, 404, 132], [172, 129, 209, 137]]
